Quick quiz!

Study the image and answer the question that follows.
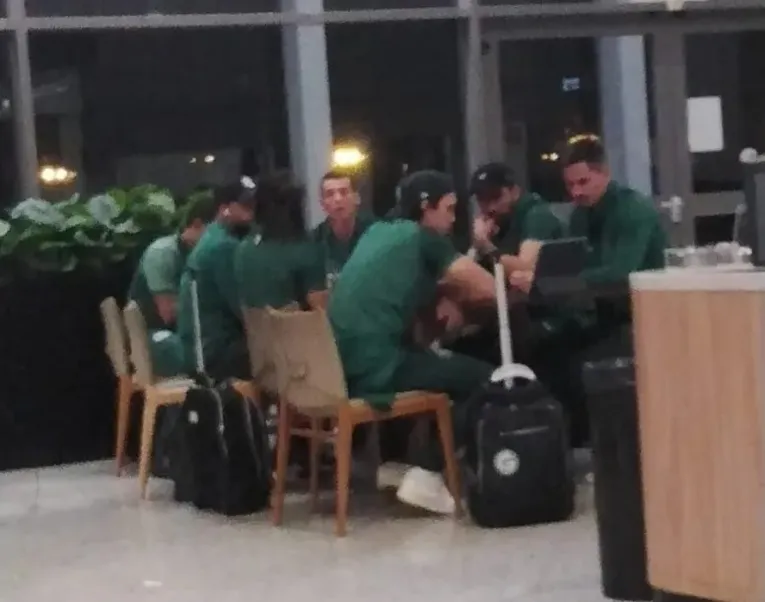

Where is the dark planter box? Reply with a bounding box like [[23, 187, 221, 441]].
[[0, 262, 134, 471]]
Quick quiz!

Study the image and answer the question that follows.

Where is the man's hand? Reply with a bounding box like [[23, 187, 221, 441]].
[[435, 296, 465, 333], [509, 270, 534, 294], [472, 215, 497, 254]]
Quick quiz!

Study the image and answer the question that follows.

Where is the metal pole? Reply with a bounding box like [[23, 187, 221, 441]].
[[459, 0, 488, 176], [7, 0, 39, 199]]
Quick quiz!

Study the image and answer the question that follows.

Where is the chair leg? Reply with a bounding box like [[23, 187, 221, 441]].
[[334, 409, 354, 537], [271, 402, 293, 526], [434, 403, 463, 518], [114, 375, 133, 477], [138, 391, 159, 500], [309, 416, 321, 512]]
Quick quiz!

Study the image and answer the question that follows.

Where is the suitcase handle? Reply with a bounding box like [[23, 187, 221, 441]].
[[490, 363, 537, 385]]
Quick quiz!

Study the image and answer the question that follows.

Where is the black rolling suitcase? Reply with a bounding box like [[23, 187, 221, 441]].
[[466, 260, 575, 528], [172, 279, 271, 516]]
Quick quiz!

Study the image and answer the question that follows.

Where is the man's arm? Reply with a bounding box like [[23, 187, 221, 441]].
[[440, 256, 496, 305], [582, 213, 659, 285], [419, 228, 496, 306], [499, 207, 562, 274], [143, 243, 180, 327]]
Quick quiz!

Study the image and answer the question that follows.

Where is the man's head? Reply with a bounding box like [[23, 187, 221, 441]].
[[214, 177, 257, 234], [179, 193, 217, 247], [255, 171, 306, 242], [562, 138, 610, 207], [320, 170, 359, 222], [394, 170, 457, 236], [469, 162, 521, 221]]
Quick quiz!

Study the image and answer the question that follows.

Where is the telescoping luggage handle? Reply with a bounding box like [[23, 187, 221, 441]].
[[190, 279, 205, 375], [490, 259, 536, 389]]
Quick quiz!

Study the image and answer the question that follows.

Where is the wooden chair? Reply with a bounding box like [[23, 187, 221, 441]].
[[243, 304, 328, 498], [267, 307, 462, 537], [122, 301, 258, 498], [122, 301, 195, 499], [99, 297, 136, 476]]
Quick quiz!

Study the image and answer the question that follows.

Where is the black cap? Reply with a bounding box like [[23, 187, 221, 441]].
[[469, 162, 516, 202], [213, 176, 257, 210], [391, 170, 455, 219]]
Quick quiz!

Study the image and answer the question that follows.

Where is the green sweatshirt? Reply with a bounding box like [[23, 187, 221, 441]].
[[545, 181, 667, 344], [569, 181, 666, 285]]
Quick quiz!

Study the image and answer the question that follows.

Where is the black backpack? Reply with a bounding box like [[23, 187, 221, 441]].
[[176, 375, 271, 515], [463, 259, 575, 528], [169, 279, 271, 515], [465, 379, 575, 528]]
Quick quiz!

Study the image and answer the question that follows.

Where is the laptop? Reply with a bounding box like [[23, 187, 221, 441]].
[[530, 237, 589, 302]]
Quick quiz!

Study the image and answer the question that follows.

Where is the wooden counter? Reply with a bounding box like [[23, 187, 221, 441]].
[[630, 268, 765, 602]]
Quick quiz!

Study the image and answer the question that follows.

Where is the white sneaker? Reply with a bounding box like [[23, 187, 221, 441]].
[[396, 467, 456, 515], [377, 462, 410, 490]]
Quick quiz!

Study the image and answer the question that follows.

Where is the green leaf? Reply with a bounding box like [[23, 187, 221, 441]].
[[87, 194, 120, 226], [10, 199, 66, 227]]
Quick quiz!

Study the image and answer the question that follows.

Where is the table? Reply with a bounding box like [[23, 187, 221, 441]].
[[631, 267, 765, 602]]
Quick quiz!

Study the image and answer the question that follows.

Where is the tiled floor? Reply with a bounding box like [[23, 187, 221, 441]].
[[0, 461, 608, 602]]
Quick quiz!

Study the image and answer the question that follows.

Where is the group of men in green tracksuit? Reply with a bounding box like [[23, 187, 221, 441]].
[[126, 136, 667, 516]]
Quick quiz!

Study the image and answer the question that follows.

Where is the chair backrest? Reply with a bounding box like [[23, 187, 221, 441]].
[[122, 301, 155, 387], [242, 303, 300, 383], [267, 308, 348, 412], [99, 297, 130, 377]]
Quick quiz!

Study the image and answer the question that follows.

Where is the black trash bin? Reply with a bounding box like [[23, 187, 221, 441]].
[[583, 357, 653, 601]]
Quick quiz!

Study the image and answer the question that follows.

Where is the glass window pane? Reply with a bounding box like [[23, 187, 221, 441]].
[[497, 38, 601, 203], [29, 29, 286, 198], [26, 0, 279, 17], [686, 32, 747, 194]]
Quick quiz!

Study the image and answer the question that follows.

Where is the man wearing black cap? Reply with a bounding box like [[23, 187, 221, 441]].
[[329, 170, 496, 515], [176, 177, 257, 380], [469, 162, 562, 275]]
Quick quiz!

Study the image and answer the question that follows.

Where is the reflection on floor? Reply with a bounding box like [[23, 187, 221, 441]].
[[0, 461, 608, 602]]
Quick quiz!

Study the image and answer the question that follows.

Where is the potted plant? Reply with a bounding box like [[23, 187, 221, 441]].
[[0, 186, 184, 470]]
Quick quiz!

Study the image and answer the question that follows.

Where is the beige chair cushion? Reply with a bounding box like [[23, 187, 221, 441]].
[[267, 308, 348, 413]]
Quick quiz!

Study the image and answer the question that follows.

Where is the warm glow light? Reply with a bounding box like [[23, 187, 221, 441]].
[[39, 164, 77, 186], [541, 152, 560, 162], [567, 133, 600, 146], [332, 146, 367, 169]]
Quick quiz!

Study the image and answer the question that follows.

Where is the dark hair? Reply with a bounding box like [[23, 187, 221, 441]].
[[181, 194, 217, 229], [321, 169, 357, 191], [255, 171, 306, 242], [561, 137, 606, 169], [213, 179, 257, 211]]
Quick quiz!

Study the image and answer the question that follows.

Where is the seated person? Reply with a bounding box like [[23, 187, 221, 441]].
[[176, 179, 256, 381], [235, 171, 326, 311], [127, 194, 216, 376], [470, 162, 563, 274], [452, 162, 563, 365], [312, 170, 375, 288], [510, 138, 667, 446], [329, 170, 496, 515]]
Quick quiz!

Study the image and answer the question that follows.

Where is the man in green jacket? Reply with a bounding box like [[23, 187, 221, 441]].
[[469, 162, 563, 274], [455, 162, 563, 365], [329, 170, 496, 515], [312, 170, 375, 288], [176, 179, 256, 380], [127, 195, 217, 376], [511, 138, 666, 445]]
